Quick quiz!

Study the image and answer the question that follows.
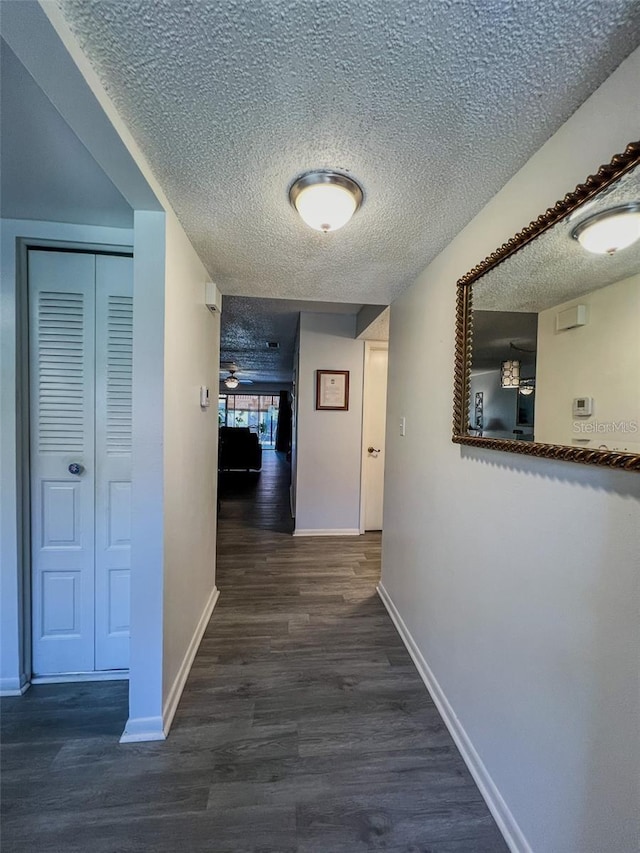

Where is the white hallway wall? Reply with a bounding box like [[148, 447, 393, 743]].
[[295, 313, 364, 534], [535, 273, 640, 450], [381, 47, 640, 853], [1, 4, 221, 739], [162, 211, 220, 731], [125, 209, 221, 741]]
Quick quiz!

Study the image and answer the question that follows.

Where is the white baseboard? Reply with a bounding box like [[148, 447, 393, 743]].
[[377, 582, 532, 853], [162, 585, 220, 737], [120, 715, 166, 744], [293, 528, 361, 537], [0, 675, 30, 696], [31, 670, 128, 685]]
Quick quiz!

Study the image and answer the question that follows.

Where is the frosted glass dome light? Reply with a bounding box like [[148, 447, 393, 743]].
[[572, 204, 640, 255], [290, 171, 363, 233]]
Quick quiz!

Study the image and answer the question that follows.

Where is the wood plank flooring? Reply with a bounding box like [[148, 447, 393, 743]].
[[1, 451, 508, 852]]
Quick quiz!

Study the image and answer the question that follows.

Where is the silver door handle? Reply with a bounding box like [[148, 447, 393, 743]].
[[68, 463, 84, 475], [367, 447, 381, 454]]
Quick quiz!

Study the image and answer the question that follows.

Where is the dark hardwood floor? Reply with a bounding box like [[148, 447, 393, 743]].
[[1, 450, 508, 852]]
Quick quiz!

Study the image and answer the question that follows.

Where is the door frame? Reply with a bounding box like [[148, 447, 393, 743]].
[[16, 238, 133, 689], [359, 341, 389, 534]]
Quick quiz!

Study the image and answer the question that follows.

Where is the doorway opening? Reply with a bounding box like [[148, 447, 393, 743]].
[[360, 342, 389, 532]]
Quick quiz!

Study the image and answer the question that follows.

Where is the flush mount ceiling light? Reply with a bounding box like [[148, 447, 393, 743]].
[[571, 203, 640, 255], [289, 171, 363, 232]]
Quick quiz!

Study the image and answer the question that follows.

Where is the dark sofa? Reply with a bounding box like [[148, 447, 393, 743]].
[[218, 426, 262, 471]]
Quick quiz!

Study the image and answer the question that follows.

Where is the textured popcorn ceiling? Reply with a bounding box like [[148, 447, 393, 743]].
[[474, 164, 640, 312], [358, 307, 390, 341], [220, 296, 362, 384], [56, 0, 640, 305], [471, 311, 537, 372]]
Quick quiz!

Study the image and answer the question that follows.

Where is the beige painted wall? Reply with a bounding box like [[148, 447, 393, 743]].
[[162, 211, 220, 721], [295, 313, 364, 534], [535, 274, 640, 451]]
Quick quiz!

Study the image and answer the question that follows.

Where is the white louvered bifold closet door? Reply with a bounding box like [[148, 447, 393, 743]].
[[94, 255, 133, 671], [29, 250, 132, 677], [29, 251, 97, 676]]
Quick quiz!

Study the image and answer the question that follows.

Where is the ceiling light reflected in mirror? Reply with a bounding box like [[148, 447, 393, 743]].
[[571, 203, 640, 255]]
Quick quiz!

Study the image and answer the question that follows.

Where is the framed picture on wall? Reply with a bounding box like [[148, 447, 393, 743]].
[[316, 370, 349, 411]]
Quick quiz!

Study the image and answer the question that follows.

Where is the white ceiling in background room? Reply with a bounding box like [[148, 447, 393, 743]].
[[55, 0, 640, 305]]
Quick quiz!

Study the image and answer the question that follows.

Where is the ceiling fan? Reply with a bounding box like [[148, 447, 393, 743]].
[[222, 366, 253, 389]]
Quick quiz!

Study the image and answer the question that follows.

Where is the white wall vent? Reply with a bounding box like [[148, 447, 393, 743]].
[[205, 282, 223, 314], [556, 304, 587, 332]]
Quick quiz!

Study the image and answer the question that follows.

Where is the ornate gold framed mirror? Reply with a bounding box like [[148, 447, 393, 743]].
[[453, 141, 640, 471]]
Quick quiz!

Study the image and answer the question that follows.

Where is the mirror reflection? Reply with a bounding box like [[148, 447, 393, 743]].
[[468, 161, 640, 455]]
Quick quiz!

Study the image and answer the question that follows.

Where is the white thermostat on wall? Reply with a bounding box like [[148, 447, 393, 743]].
[[573, 396, 593, 417]]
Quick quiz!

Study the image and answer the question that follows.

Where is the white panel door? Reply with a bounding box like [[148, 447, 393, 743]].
[[29, 251, 97, 675], [363, 346, 388, 531], [94, 255, 133, 670], [30, 249, 133, 677]]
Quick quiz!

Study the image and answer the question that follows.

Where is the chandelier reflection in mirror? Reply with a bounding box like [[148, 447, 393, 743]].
[[500, 360, 520, 388]]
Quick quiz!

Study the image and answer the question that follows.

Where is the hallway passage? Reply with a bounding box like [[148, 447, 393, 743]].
[[1, 451, 508, 852]]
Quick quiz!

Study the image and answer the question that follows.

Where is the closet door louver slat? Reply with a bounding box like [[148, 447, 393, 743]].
[[37, 292, 85, 454], [106, 295, 133, 455]]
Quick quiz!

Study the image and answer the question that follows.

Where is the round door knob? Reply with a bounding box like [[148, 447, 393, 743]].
[[68, 463, 84, 476], [367, 446, 381, 454]]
